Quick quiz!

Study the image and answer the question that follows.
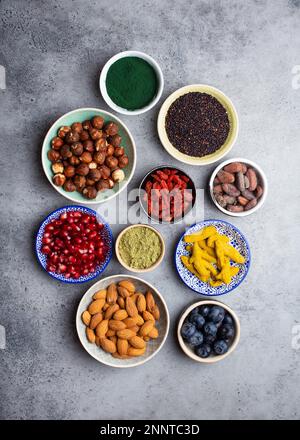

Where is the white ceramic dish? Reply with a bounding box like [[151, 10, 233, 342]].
[[177, 300, 240, 364], [157, 84, 239, 166], [115, 224, 165, 273], [209, 157, 268, 217], [76, 274, 170, 368], [99, 51, 164, 115]]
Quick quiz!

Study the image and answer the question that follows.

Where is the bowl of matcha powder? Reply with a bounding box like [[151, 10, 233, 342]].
[[115, 224, 165, 272], [100, 51, 164, 115]]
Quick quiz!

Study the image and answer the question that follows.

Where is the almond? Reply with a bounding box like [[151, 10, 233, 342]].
[[81, 310, 91, 326], [89, 312, 103, 330], [123, 317, 139, 328], [117, 286, 131, 298], [146, 291, 155, 312], [127, 347, 146, 357], [135, 314, 144, 326], [117, 338, 128, 355], [117, 297, 125, 309], [137, 294, 146, 313], [116, 329, 136, 340], [129, 335, 146, 349], [104, 303, 119, 320], [152, 305, 160, 321], [109, 336, 117, 345], [109, 320, 127, 331], [112, 352, 132, 359], [139, 320, 154, 337], [103, 303, 110, 311], [148, 327, 159, 339], [92, 289, 107, 300], [106, 329, 115, 337], [100, 337, 116, 353], [107, 283, 118, 304], [131, 293, 139, 304], [118, 280, 135, 294], [143, 311, 155, 321], [95, 319, 108, 338], [113, 309, 128, 321], [86, 327, 95, 343], [126, 296, 138, 317], [131, 325, 139, 334], [88, 299, 105, 315], [95, 336, 101, 347]]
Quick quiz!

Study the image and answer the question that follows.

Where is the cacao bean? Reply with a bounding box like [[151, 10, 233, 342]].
[[237, 196, 248, 206], [222, 183, 240, 197], [236, 172, 245, 191], [255, 185, 263, 198], [227, 204, 244, 212], [244, 198, 257, 211], [213, 185, 223, 194], [217, 170, 235, 184], [244, 175, 250, 188], [241, 189, 256, 200], [246, 168, 257, 191], [223, 162, 244, 173]]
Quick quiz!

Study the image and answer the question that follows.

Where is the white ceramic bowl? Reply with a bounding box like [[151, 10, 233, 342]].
[[115, 224, 165, 273], [157, 84, 239, 166], [177, 300, 240, 364], [209, 157, 268, 217], [99, 51, 164, 115], [76, 274, 170, 368]]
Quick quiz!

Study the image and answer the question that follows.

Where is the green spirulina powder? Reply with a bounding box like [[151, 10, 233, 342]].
[[106, 57, 158, 110]]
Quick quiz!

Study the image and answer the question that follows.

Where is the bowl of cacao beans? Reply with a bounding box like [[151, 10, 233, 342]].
[[42, 108, 136, 204], [209, 158, 268, 216]]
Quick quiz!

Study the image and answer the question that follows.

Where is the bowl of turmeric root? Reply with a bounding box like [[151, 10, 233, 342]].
[[175, 221, 251, 296], [76, 274, 170, 367]]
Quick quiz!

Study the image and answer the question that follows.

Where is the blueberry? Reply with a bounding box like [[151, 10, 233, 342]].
[[181, 322, 196, 340], [188, 331, 204, 347], [189, 307, 199, 317], [189, 313, 205, 329], [218, 324, 235, 341], [213, 340, 229, 355], [208, 306, 225, 324], [195, 343, 212, 358], [204, 334, 216, 345], [203, 322, 218, 337], [223, 313, 234, 326], [199, 305, 210, 317]]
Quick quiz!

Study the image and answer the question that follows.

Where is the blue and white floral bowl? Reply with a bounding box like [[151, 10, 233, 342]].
[[175, 220, 251, 296], [35, 205, 113, 284]]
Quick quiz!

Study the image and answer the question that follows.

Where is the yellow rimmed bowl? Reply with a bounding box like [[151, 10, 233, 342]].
[[157, 84, 239, 166]]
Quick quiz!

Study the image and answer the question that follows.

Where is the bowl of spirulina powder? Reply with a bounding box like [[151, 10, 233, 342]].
[[100, 51, 164, 115]]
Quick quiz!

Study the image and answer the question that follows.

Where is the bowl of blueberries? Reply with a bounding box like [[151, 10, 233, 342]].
[[177, 300, 240, 363]]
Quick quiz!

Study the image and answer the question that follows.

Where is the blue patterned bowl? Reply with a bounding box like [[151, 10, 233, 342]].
[[35, 205, 113, 283], [175, 220, 251, 296]]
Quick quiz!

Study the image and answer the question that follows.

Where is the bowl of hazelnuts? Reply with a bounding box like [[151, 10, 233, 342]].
[[42, 108, 136, 204]]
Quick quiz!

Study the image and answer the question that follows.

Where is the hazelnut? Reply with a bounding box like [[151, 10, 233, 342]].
[[88, 169, 101, 182], [104, 122, 118, 136], [76, 163, 90, 176], [105, 156, 118, 169], [96, 179, 110, 192], [95, 138, 107, 152], [93, 151, 105, 165], [89, 128, 102, 140], [118, 155, 129, 168], [63, 179, 76, 192], [70, 142, 83, 156], [52, 162, 64, 174], [64, 165, 75, 178], [51, 137, 64, 150], [106, 144, 115, 156], [73, 175, 86, 191], [82, 120, 92, 131], [86, 178, 96, 186], [80, 130, 90, 141], [58, 126, 71, 139], [52, 173, 66, 187], [80, 151, 93, 163], [83, 186, 97, 199], [114, 146, 125, 157], [92, 116, 104, 129], [60, 144, 72, 159], [65, 130, 80, 144], [83, 139, 94, 152], [112, 168, 125, 183], [47, 150, 61, 162], [89, 161, 97, 169], [69, 155, 80, 166], [71, 122, 83, 133], [107, 134, 122, 147], [98, 165, 111, 179]]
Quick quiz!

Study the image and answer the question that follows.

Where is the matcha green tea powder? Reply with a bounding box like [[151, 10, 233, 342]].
[[106, 57, 158, 110]]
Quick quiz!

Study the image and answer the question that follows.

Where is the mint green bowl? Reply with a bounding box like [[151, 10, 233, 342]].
[[41, 108, 136, 205]]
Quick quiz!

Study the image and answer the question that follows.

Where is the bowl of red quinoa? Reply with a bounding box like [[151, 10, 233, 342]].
[[157, 85, 239, 166]]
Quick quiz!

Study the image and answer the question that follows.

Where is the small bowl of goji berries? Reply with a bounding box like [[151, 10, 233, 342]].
[[139, 166, 196, 223]]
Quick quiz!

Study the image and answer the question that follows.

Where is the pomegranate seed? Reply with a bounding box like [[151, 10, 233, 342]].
[[48, 264, 56, 272], [42, 245, 51, 254], [58, 263, 67, 273], [64, 273, 71, 279], [68, 255, 77, 264], [60, 212, 68, 221], [73, 212, 82, 218], [42, 237, 51, 245]]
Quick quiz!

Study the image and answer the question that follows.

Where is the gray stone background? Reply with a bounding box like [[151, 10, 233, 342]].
[[0, 0, 300, 420]]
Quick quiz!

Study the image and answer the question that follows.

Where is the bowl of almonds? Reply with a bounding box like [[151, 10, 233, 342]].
[[209, 158, 268, 216], [76, 274, 170, 368]]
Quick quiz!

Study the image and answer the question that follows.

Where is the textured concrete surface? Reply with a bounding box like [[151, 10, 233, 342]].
[[0, 0, 300, 420]]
